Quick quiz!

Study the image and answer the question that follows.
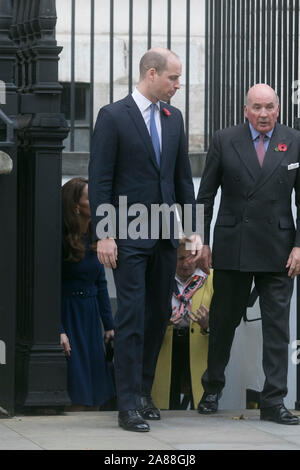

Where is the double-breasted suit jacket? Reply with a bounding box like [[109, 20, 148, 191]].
[[198, 122, 300, 272]]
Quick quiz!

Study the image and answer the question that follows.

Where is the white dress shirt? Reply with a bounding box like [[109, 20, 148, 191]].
[[131, 87, 162, 152]]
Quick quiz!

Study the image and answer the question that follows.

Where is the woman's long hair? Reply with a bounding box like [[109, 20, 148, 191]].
[[62, 177, 93, 262]]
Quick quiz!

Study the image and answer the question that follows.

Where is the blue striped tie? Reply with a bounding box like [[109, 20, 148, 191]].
[[150, 103, 161, 167]]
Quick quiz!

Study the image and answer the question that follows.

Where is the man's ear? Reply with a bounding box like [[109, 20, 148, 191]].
[[147, 67, 156, 82]]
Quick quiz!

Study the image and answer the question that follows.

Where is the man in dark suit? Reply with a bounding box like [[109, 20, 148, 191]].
[[197, 83, 300, 425], [89, 48, 201, 432]]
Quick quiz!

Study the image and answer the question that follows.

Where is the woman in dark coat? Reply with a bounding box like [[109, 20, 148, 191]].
[[60, 177, 115, 407]]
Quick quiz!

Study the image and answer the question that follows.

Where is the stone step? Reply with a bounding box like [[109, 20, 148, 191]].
[[62, 151, 206, 177]]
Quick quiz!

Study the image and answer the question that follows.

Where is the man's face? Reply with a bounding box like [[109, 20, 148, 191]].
[[176, 247, 197, 280], [151, 56, 182, 102], [244, 86, 280, 134]]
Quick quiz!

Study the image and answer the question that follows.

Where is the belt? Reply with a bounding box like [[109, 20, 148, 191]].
[[62, 285, 98, 298], [173, 327, 189, 337]]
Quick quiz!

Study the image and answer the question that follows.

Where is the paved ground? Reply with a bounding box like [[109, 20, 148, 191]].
[[1, 409, 300, 451]]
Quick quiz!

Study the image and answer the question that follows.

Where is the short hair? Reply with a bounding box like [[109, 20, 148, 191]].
[[139, 49, 178, 78]]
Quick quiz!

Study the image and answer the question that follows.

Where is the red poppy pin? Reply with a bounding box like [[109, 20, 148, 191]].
[[163, 107, 171, 117], [275, 143, 287, 152]]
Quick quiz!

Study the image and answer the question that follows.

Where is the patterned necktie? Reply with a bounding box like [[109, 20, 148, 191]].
[[256, 134, 266, 167], [150, 103, 161, 167]]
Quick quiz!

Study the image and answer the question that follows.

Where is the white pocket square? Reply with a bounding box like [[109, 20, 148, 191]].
[[288, 163, 299, 170]]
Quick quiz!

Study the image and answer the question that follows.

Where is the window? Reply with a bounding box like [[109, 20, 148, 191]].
[[61, 82, 89, 123]]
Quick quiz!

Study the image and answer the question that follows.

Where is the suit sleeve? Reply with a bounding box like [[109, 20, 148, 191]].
[[97, 264, 115, 331], [88, 107, 118, 240], [196, 132, 222, 245]]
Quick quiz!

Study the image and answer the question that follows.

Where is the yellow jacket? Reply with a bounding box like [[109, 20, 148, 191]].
[[151, 271, 214, 409]]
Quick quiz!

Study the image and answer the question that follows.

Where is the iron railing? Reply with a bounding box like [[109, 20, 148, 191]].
[[66, 1, 300, 153], [67, 0, 193, 153], [0, 109, 14, 147]]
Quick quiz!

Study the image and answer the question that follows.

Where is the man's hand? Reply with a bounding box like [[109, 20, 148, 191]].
[[60, 333, 71, 357], [189, 304, 209, 330], [286, 247, 300, 278], [197, 244, 212, 274], [97, 238, 118, 269], [184, 234, 202, 264], [104, 329, 115, 344]]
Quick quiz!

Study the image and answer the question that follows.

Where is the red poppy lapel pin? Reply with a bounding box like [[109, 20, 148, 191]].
[[275, 143, 287, 152], [162, 107, 171, 117]]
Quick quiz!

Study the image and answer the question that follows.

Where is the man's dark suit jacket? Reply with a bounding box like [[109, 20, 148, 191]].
[[89, 94, 195, 247], [197, 122, 300, 272]]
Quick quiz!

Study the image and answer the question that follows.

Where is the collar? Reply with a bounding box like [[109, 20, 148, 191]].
[[132, 87, 160, 113], [175, 268, 205, 287], [249, 122, 274, 141]]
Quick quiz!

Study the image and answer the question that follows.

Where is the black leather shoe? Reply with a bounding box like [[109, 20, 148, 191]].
[[260, 404, 299, 425], [197, 393, 220, 414], [139, 396, 161, 420], [118, 410, 150, 432]]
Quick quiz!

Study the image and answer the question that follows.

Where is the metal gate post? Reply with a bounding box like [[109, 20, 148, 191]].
[[0, 0, 18, 416], [11, 0, 70, 411]]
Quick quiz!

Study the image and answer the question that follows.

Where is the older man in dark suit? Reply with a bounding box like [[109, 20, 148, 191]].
[[197, 83, 300, 425], [89, 48, 201, 432]]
